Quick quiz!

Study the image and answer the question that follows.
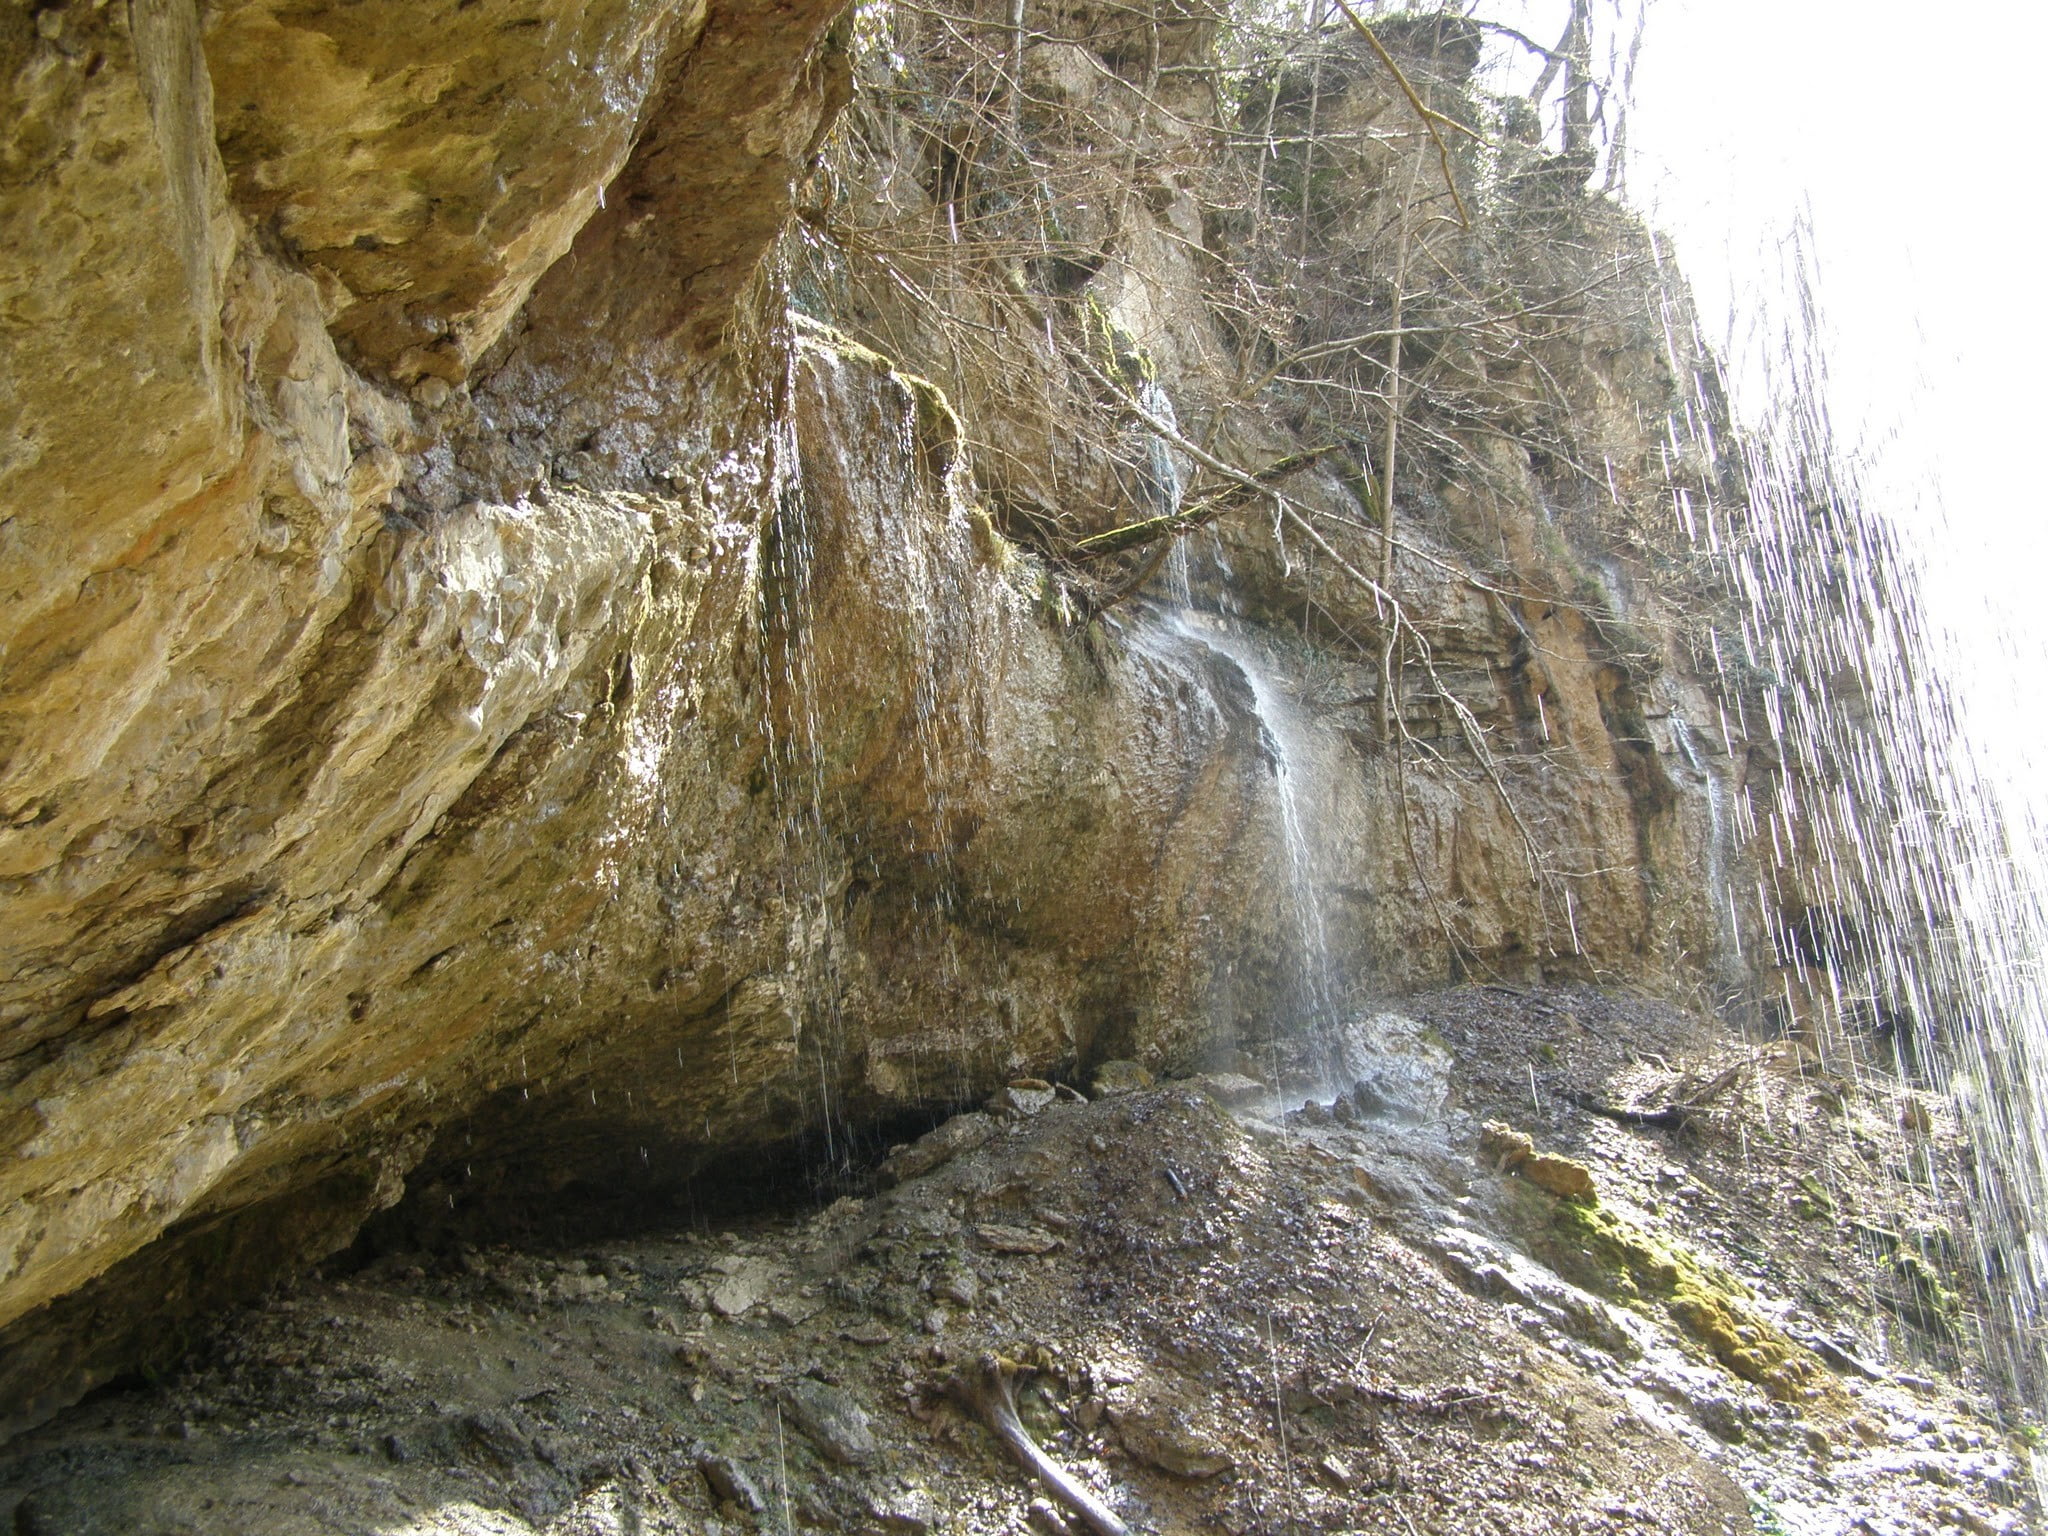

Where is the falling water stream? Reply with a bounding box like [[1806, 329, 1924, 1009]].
[[1121, 567, 1352, 1099], [1649, 227, 2048, 1432], [1170, 610, 1346, 1084]]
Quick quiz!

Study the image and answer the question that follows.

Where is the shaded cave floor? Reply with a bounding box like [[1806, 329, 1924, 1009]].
[[2, 987, 2037, 1536]]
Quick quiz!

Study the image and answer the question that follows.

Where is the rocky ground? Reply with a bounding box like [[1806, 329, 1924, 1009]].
[[1, 987, 2038, 1535]]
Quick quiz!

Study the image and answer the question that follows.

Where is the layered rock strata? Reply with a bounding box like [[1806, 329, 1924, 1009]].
[[1, 0, 1764, 1432]]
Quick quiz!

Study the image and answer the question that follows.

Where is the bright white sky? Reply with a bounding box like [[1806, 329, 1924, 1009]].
[[1489, 0, 2048, 794], [1627, 0, 2048, 562]]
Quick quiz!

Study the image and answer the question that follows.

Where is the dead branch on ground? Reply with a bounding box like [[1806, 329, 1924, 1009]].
[[946, 1354, 1129, 1536]]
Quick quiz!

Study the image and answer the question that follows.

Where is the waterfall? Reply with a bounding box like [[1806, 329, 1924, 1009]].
[[1177, 611, 1343, 1077], [1122, 593, 1347, 1098], [1659, 229, 2048, 1416], [1133, 375, 1185, 522]]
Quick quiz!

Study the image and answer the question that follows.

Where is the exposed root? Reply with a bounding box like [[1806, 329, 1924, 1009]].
[[947, 1354, 1129, 1536]]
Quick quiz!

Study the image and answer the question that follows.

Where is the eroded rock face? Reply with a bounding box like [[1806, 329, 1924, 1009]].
[[0, 0, 851, 1429], [206, 0, 706, 380], [0, 0, 1755, 1437]]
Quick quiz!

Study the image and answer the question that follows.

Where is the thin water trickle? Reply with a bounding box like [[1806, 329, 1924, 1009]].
[[749, 327, 1009, 1182], [748, 337, 854, 1174], [1671, 716, 1743, 984], [1164, 539, 1193, 609]]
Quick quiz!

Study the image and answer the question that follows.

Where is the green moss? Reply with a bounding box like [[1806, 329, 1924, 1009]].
[[902, 369, 962, 480], [1039, 569, 1079, 629], [1081, 293, 1157, 386], [1550, 1200, 1834, 1404], [791, 312, 896, 374], [791, 316, 963, 482], [1891, 1250, 1963, 1337], [1792, 1173, 1836, 1221], [967, 503, 1019, 572]]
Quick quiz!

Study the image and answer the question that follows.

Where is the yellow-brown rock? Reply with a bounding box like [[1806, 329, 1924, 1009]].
[[0, 0, 1757, 1440], [1480, 1121, 1598, 1202], [0, 0, 851, 1433], [206, 0, 709, 380]]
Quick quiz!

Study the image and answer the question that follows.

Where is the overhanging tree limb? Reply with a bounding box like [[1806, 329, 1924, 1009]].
[[1068, 347, 1398, 602], [1329, 0, 1474, 231], [1069, 445, 1335, 561]]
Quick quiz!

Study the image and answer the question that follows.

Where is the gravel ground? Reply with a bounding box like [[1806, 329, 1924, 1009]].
[[2, 986, 2037, 1536]]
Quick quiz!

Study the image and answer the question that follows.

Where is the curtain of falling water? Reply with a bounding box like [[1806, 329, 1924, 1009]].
[[1171, 613, 1346, 1088], [763, 317, 994, 1152], [1658, 223, 2048, 1412], [757, 321, 853, 1179]]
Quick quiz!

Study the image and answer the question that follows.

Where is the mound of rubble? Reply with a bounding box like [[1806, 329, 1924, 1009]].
[[3, 987, 2033, 1536]]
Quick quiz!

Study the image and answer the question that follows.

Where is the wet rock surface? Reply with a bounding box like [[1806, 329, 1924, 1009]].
[[0, 0, 1979, 1461], [2, 986, 2033, 1535]]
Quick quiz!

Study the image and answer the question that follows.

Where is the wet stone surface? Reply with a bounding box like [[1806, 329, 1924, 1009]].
[[0, 985, 2037, 1535]]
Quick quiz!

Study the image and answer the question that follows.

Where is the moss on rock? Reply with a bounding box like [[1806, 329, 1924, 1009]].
[[1548, 1199, 1837, 1405]]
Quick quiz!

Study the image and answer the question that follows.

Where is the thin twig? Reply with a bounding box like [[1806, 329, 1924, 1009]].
[[1329, 0, 1474, 230], [1376, 137, 1423, 737]]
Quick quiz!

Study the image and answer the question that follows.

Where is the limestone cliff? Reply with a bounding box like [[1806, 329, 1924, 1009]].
[[0, 0, 1772, 1432]]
